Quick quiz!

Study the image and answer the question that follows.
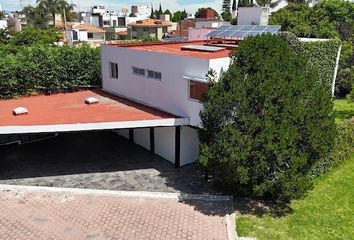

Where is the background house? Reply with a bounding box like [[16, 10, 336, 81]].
[[0, 19, 7, 30], [65, 23, 106, 45], [128, 19, 174, 40]]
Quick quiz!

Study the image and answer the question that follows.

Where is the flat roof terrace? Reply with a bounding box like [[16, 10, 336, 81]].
[[108, 41, 233, 59], [0, 89, 188, 134]]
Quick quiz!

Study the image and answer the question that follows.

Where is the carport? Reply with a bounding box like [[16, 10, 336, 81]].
[[0, 89, 195, 168]]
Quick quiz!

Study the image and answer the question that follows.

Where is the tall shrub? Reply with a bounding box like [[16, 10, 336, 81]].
[[199, 35, 336, 201], [0, 44, 101, 99]]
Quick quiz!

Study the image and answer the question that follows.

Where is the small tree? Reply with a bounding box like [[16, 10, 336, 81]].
[[164, 9, 172, 18], [156, 3, 163, 19], [195, 7, 219, 19], [150, 5, 155, 19], [221, 11, 232, 21], [199, 35, 336, 201]]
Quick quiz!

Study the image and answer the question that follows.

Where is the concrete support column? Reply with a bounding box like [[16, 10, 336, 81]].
[[129, 129, 134, 143], [150, 127, 155, 154], [175, 126, 181, 168]]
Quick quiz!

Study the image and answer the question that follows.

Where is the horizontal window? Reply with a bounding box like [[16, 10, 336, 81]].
[[147, 70, 162, 80], [189, 80, 208, 101], [132, 67, 145, 76], [139, 68, 145, 76]]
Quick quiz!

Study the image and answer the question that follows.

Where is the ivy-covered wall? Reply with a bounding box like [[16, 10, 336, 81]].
[[280, 32, 341, 91], [299, 40, 341, 88]]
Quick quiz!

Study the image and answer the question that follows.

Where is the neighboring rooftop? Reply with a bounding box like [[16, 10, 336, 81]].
[[71, 23, 106, 33], [109, 41, 233, 59], [0, 89, 186, 133], [55, 20, 106, 33], [128, 19, 172, 27]]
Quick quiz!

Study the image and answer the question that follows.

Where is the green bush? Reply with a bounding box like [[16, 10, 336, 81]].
[[0, 44, 101, 99], [199, 35, 336, 202], [311, 118, 354, 178], [8, 27, 60, 46], [347, 86, 354, 103]]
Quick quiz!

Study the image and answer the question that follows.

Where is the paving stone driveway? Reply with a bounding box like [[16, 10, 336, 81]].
[[0, 187, 231, 240], [0, 131, 217, 194]]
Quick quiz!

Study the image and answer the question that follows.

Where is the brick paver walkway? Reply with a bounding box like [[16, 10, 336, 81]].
[[0, 132, 217, 194], [0, 188, 230, 240]]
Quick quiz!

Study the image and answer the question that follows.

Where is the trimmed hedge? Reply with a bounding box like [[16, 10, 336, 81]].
[[311, 118, 354, 178], [0, 44, 101, 99]]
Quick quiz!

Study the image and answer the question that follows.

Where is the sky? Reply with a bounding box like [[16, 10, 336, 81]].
[[0, 0, 223, 13]]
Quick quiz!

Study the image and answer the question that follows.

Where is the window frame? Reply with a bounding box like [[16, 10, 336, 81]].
[[188, 79, 209, 102], [147, 69, 162, 81], [132, 67, 146, 77], [109, 62, 118, 79]]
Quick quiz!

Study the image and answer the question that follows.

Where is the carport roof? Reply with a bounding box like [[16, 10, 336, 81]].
[[0, 89, 189, 134]]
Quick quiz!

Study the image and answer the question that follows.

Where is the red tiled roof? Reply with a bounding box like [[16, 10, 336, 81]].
[[0, 89, 179, 127], [55, 20, 106, 33]]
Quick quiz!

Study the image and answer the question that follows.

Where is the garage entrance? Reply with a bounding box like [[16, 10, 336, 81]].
[[0, 89, 202, 167], [0, 131, 216, 194]]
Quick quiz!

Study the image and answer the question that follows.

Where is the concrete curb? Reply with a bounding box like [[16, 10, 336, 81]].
[[0, 184, 233, 202]]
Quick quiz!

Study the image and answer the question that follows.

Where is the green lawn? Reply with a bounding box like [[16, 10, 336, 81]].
[[334, 99, 354, 123], [236, 154, 354, 240]]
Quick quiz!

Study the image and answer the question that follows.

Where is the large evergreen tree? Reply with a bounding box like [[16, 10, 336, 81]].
[[199, 35, 336, 201]]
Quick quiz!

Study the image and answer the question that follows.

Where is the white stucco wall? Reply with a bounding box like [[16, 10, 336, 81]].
[[210, 57, 232, 78], [154, 127, 176, 164], [88, 32, 105, 41], [83, 15, 100, 27], [101, 45, 231, 127], [115, 129, 130, 139], [180, 126, 200, 166], [79, 30, 88, 41], [113, 126, 200, 166], [188, 28, 213, 41], [0, 20, 7, 30], [195, 21, 220, 29], [134, 128, 150, 151], [237, 7, 269, 26]]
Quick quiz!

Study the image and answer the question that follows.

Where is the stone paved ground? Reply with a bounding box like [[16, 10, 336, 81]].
[[0, 188, 230, 240], [0, 131, 217, 194]]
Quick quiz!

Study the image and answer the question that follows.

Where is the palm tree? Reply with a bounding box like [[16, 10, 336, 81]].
[[58, 1, 76, 22], [37, 0, 75, 22], [23, 5, 50, 28]]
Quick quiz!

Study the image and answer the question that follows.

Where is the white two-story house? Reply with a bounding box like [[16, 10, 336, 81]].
[[101, 40, 233, 166]]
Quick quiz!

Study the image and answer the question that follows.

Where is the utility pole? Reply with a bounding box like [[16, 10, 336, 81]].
[[19, 0, 23, 11], [63, 7, 69, 45]]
